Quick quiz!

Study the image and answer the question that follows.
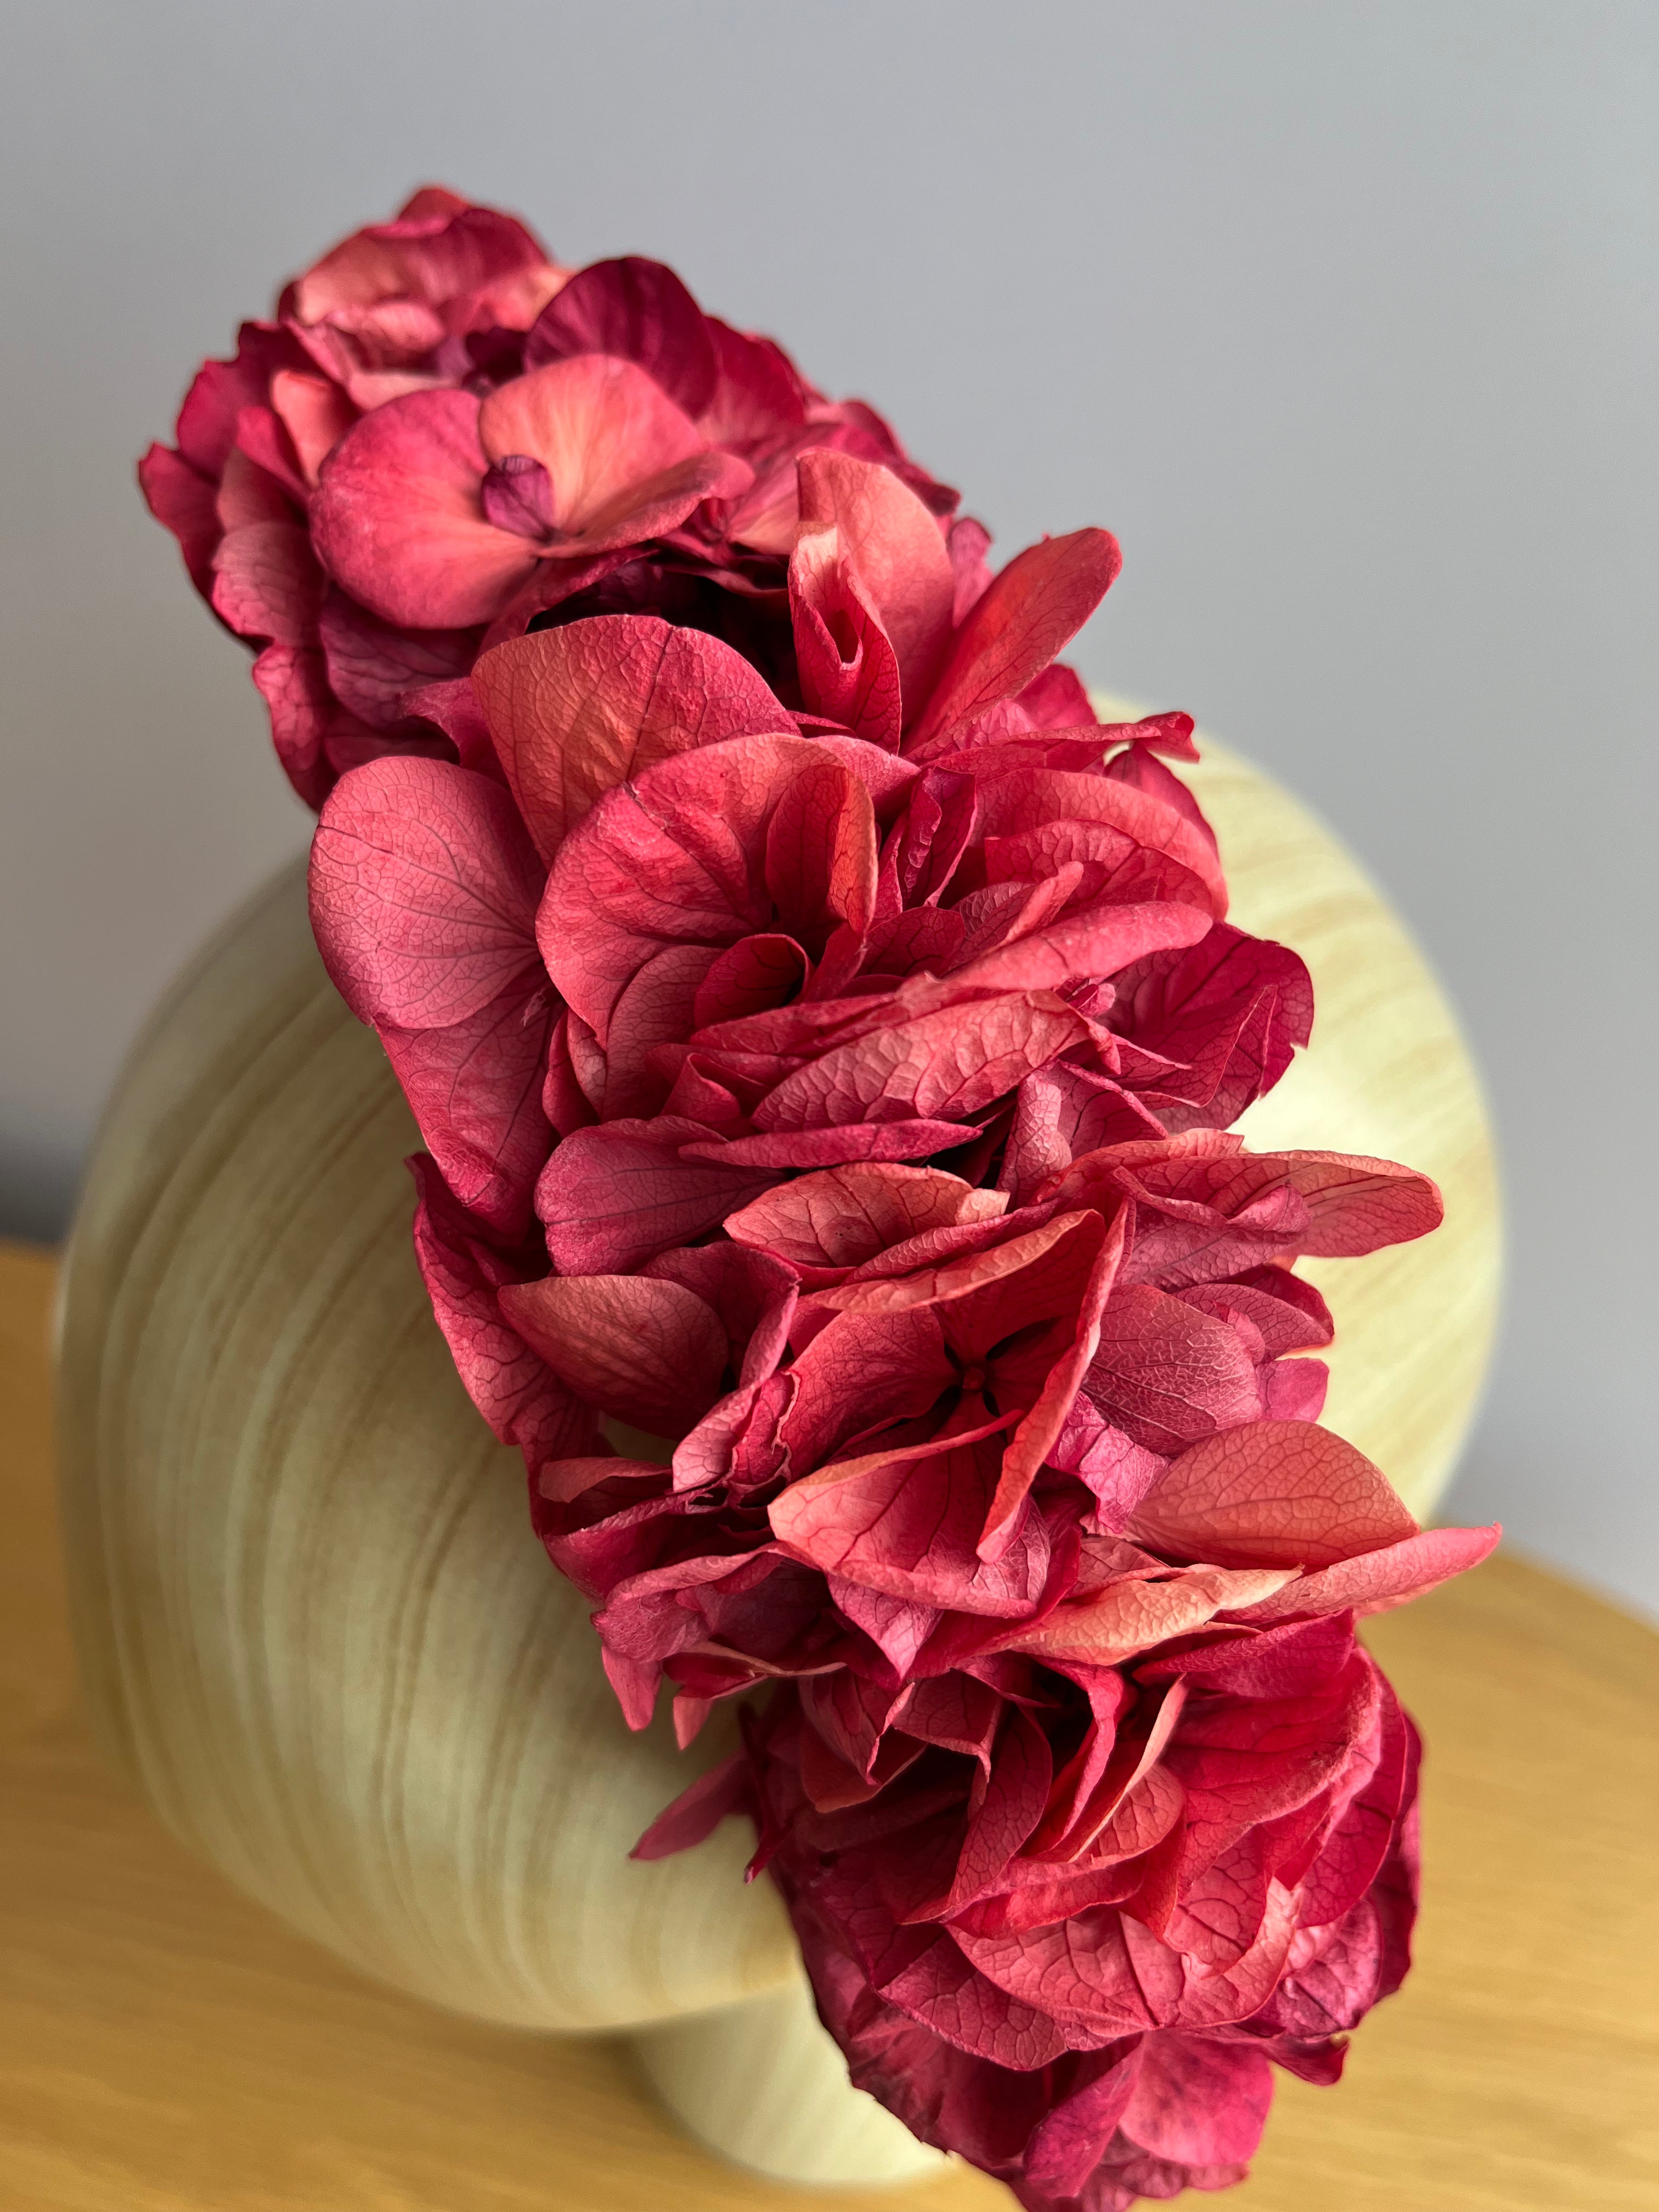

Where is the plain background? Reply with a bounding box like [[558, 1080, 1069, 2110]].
[[2, 2, 1654, 1616]]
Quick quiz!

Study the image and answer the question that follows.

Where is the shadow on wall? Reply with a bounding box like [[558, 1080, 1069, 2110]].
[[1, 1146, 80, 1249]]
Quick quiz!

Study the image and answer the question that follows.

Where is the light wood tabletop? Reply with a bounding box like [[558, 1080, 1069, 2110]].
[[3, 1239, 1655, 2212]]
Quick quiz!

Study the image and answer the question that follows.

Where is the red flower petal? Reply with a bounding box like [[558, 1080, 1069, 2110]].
[[380, 980, 552, 1239], [796, 452, 956, 706], [312, 389, 539, 628], [500, 1272, 728, 1436], [1130, 1420, 1419, 1571], [1085, 1283, 1265, 1456], [1231, 1522, 1502, 1623], [1121, 2036, 1273, 2167], [725, 1164, 1007, 1282], [309, 757, 544, 1026], [753, 995, 1087, 1134], [408, 1156, 594, 1468], [479, 355, 751, 551], [906, 528, 1122, 758], [789, 524, 904, 749], [1279, 1150, 1444, 1255], [526, 256, 719, 418], [472, 614, 793, 863], [536, 1116, 776, 1273]]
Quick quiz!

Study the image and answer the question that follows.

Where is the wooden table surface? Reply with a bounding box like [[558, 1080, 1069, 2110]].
[[3, 1241, 1655, 2212]]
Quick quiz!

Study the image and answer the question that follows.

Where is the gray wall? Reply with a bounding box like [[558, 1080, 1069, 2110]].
[[2, 3, 1654, 1615]]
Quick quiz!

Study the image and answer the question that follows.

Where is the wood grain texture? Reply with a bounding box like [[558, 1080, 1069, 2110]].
[[48, 739, 1501, 2179], [52, 868, 798, 2036], [9, 1243, 1656, 2210]]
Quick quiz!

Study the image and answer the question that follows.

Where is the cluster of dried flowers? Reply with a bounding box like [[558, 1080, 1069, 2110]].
[[144, 189, 1496, 2211]]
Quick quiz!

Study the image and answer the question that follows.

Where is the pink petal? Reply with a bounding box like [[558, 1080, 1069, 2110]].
[[796, 451, 956, 705], [981, 1212, 1127, 1560], [807, 1210, 1092, 1328], [1121, 2036, 1274, 2167], [408, 1155, 594, 1468], [953, 1906, 1163, 2039], [1181, 1268, 1333, 1354], [1260, 1356, 1330, 1423], [1024, 2047, 1144, 2197], [381, 980, 553, 1238], [753, 995, 1087, 1133], [1231, 1522, 1501, 1623], [499, 1272, 729, 1436], [318, 590, 481, 730], [906, 528, 1122, 757], [873, 1930, 1076, 2068], [630, 1751, 749, 1861], [789, 525, 904, 749], [771, 1424, 1050, 1618], [269, 368, 357, 485], [535, 1116, 777, 1273], [764, 759, 879, 949], [252, 645, 333, 806], [725, 1165, 1007, 1280], [170, 324, 306, 477], [1114, 709, 1200, 764], [680, 1120, 975, 1170], [478, 355, 751, 549], [526, 256, 719, 417], [1130, 1420, 1419, 1571], [1010, 1566, 1296, 1667], [1111, 924, 1313, 1127], [290, 191, 561, 326], [975, 766, 1228, 919], [693, 935, 811, 1027], [210, 520, 321, 645], [1280, 1151, 1445, 1255], [949, 900, 1214, 996], [914, 1710, 1054, 1919], [1085, 1284, 1265, 1456], [782, 1306, 956, 1471], [946, 515, 994, 622], [309, 757, 544, 1026], [472, 614, 793, 863], [312, 390, 539, 627], [595, 943, 723, 1119], [538, 732, 822, 1042], [698, 316, 810, 448], [138, 444, 222, 596]]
